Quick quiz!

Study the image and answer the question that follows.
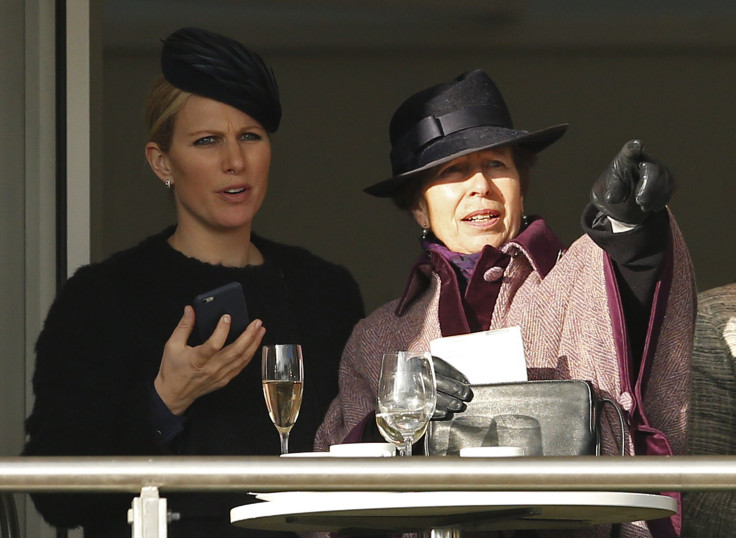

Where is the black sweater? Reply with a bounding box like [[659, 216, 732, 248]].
[[23, 227, 365, 538]]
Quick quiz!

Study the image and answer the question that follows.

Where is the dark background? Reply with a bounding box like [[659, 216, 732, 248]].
[[98, 0, 736, 311]]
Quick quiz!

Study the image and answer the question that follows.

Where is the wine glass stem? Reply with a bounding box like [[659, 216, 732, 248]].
[[279, 432, 290, 455], [403, 439, 413, 457]]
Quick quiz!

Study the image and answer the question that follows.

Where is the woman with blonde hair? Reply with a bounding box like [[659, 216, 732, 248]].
[[24, 27, 364, 537]]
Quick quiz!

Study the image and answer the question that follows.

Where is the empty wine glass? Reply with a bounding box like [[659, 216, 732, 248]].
[[261, 344, 304, 455], [376, 351, 436, 456]]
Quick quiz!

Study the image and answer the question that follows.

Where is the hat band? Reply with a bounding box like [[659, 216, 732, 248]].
[[390, 104, 511, 172]]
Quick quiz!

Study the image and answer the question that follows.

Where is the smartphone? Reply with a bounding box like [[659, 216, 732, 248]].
[[193, 282, 250, 345]]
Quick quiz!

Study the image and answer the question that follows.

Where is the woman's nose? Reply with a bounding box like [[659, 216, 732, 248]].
[[467, 170, 493, 196], [222, 138, 245, 174]]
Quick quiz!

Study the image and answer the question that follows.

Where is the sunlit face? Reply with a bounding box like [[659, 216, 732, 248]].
[[411, 147, 524, 254], [146, 95, 271, 236]]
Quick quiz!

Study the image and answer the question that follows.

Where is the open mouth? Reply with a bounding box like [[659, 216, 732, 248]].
[[223, 187, 247, 194], [463, 209, 500, 223]]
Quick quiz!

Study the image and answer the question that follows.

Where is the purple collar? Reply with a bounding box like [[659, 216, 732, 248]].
[[396, 216, 565, 315], [424, 242, 480, 282]]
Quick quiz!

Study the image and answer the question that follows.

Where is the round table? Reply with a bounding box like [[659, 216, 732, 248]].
[[231, 490, 677, 534]]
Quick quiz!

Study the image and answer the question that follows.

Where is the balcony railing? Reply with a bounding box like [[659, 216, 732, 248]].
[[3, 455, 736, 538]]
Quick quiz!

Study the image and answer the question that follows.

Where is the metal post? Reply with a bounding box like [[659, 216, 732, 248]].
[[127, 486, 167, 538]]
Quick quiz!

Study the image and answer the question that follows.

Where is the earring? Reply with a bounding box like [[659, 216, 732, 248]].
[[165, 179, 172, 189], [522, 213, 528, 228], [421, 226, 429, 241]]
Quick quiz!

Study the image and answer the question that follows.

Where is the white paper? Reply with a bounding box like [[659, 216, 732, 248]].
[[429, 326, 527, 384]]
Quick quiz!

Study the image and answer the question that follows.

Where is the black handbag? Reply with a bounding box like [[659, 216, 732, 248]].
[[426, 379, 626, 457]]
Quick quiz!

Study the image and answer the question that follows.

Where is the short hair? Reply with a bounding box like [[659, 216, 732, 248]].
[[390, 145, 537, 211], [144, 76, 191, 153]]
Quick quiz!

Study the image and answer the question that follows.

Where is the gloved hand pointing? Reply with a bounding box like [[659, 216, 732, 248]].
[[432, 356, 473, 421], [590, 139, 674, 225]]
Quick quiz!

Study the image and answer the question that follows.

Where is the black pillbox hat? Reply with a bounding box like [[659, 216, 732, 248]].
[[161, 27, 282, 132]]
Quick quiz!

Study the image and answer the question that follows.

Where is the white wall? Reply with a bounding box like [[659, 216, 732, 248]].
[[4, 0, 58, 536], [17, 1, 89, 535], [1, 0, 30, 462]]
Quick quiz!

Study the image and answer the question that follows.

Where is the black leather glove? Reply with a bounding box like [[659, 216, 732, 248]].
[[432, 356, 473, 421], [590, 139, 674, 225]]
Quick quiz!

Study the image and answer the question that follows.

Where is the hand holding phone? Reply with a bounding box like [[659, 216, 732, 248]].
[[193, 282, 250, 345]]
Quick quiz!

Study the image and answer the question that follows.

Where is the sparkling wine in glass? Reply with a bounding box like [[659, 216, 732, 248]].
[[261, 344, 304, 455], [376, 351, 436, 456]]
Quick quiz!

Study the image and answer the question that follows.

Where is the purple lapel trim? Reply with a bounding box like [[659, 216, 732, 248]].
[[394, 250, 472, 336], [603, 229, 679, 536], [637, 234, 673, 405], [647, 508, 679, 538], [395, 255, 432, 315], [430, 250, 471, 336], [465, 249, 509, 332], [342, 412, 374, 443], [604, 229, 675, 456], [604, 256, 633, 394]]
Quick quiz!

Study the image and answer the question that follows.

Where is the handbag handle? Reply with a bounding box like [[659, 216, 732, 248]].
[[595, 398, 627, 456]]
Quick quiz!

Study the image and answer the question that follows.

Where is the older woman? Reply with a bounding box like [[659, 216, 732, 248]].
[[316, 70, 695, 537], [23, 27, 364, 537]]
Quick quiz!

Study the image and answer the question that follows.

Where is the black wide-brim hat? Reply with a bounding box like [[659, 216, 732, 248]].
[[365, 69, 568, 197]]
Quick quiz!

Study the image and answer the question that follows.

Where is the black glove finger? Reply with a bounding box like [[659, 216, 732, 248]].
[[618, 138, 644, 162], [432, 407, 453, 421], [436, 375, 473, 402], [432, 392, 468, 421], [432, 356, 473, 401], [603, 173, 630, 205], [435, 391, 467, 414], [606, 139, 643, 204], [635, 159, 673, 213]]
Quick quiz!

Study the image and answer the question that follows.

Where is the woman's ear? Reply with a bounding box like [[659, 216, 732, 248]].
[[410, 198, 430, 229], [145, 142, 171, 184]]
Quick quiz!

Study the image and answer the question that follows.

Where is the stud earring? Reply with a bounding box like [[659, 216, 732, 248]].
[[165, 179, 173, 189]]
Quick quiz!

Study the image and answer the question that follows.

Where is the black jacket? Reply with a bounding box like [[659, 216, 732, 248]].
[[23, 227, 365, 538]]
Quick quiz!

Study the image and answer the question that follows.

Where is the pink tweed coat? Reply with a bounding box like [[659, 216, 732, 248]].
[[315, 213, 695, 537]]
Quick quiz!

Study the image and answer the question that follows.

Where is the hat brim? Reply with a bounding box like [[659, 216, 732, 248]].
[[365, 123, 568, 197]]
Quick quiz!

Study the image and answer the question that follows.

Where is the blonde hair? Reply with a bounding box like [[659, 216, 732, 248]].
[[144, 76, 191, 152]]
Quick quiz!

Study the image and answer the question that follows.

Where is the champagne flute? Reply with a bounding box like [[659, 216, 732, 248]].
[[261, 344, 304, 455], [376, 351, 436, 456]]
